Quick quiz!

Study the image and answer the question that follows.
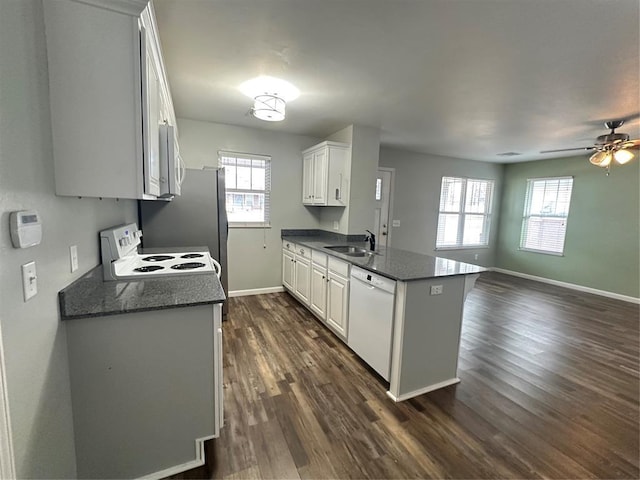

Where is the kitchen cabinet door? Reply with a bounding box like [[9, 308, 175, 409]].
[[310, 263, 328, 320], [302, 152, 314, 204], [43, 0, 176, 200], [282, 249, 295, 291], [294, 256, 311, 306], [142, 29, 161, 198], [327, 272, 349, 339], [301, 141, 349, 206], [312, 149, 328, 204]]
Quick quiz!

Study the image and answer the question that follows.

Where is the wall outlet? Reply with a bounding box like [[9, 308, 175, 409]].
[[430, 285, 443, 295], [392, 219, 401, 227], [474, 253, 479, 260], [21, 261, 38, 301], [333, 221, 339, 230], [70, 245, 78, 272]]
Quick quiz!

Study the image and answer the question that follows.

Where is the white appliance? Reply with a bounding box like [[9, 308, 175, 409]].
[[159, 123, 185, 198], [100, 223, 221, 281], [347, 266, 396, 381]]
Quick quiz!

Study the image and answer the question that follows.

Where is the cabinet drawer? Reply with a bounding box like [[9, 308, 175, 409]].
[[296, 245, 311, 259], [282, 240, 297, 252], [328, 257, 350, 277], [312, 250, 328, 266]]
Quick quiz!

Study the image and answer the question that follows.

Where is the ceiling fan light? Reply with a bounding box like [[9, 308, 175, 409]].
[[613, 149, 634, 165], [252, 94, 286, 122], [589, 151, 611, 167]]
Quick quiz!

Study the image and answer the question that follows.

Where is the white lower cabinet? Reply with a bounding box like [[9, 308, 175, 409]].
[[282, 243, 350, 341], [282, 249, 295, 291], [310, 262, 328, 319], [327, 271, 349, 339], [294, 256, 311, 305]]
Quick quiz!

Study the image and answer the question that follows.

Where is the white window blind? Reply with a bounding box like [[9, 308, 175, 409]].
[[436, 176, 494, 249], [218, 151, 271, 227], [520, 177, 573, 255]]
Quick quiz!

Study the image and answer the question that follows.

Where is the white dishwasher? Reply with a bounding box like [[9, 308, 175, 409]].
[[347, 266, 396, 381]]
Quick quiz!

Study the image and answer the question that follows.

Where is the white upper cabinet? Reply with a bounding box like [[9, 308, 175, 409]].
[[43, 0, 179, 200], [302, 141, 350, 206]]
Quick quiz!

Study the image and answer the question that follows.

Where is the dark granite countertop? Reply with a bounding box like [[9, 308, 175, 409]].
[[282, 234, 485, 282], [59, 255, 226, 320]]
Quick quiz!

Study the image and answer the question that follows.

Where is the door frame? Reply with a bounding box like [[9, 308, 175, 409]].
[[377, 167, 396, 247], [0, 322, 16, 478]]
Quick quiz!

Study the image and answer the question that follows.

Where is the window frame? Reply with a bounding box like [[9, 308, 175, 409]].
[[519, 176, 574, 256], [435, 176, 495, 250], [218, 151, 272, 228]]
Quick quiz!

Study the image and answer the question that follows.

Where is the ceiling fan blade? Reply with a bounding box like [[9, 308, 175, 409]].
[[620, 139, 640, 150], [540, 146, 596, 153]]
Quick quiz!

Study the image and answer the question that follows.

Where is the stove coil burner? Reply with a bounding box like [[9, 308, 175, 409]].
[[181, 253, 204, 259], [134, 265, 165, 273], [171, 262, 206, 270], [143, 255, 175, 262]]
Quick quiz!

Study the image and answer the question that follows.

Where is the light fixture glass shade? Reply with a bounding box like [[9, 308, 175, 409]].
[[613, 149, 635, 164], [239, 76, 300, 101], [589, 151, 612, 167], [252, 94, 286, 122]]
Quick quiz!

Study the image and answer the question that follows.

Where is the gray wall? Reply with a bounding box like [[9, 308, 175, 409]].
[[496, 155, 639, 297], [177, 118, 322, 291], [379, 147, 504, 267], [347, 125, 381, 234], [320, 124, 381, 235], [0, 1, 138, 476]]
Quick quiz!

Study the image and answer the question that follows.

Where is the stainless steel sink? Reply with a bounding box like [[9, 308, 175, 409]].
[[324, 245, 377, 257]]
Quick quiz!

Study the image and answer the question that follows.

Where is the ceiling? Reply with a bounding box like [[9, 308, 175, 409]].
[[153, 0, 640, 163]]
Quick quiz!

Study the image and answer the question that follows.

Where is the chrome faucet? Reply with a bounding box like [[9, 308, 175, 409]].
[[365, 230, 376, 251]]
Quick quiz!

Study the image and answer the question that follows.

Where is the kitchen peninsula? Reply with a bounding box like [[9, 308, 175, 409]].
[[281, 230, 484, 401]]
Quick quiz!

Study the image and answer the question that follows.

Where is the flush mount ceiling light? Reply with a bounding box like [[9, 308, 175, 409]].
[[239, 76, 300, 122]]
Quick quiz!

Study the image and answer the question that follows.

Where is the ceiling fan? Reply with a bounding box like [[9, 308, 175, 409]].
[[541, 120, 640, 174]]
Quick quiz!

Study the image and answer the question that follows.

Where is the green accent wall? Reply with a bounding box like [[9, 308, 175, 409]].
[[496, 155, 639, 298]]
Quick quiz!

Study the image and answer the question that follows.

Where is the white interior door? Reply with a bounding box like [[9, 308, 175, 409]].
[[374, 169, 393, 247]]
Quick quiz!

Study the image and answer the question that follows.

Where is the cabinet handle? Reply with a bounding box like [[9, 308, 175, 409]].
[[336, 173, 342, 200]]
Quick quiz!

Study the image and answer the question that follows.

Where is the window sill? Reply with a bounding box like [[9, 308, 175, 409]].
[[229, 223, 271, 229], [435, 245, 490, 251], [518, 247, 564, 257]]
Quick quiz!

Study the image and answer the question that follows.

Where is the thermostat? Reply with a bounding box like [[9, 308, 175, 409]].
[[10, 210, 42, 248]]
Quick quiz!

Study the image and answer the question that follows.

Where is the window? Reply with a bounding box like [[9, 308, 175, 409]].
[[520, 177, 573, 255], [218, 151, 271, 227], [436, 177, 494, 249]]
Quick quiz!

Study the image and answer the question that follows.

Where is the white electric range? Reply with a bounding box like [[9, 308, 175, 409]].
[[99, 223, 221, 281]]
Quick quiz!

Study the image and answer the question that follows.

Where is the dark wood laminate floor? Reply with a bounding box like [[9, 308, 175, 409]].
[[170, 271, 639, 479]]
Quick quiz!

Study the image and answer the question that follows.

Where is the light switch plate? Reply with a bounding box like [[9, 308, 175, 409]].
[[392, 220, 401, 227], [333, 221, 339, 230], [70, 245, 78, 272], [21, 261, 37, 301], [430, 285, 443, 295]]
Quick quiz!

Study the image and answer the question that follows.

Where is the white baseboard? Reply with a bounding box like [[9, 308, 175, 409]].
[[386, 377, 460, 402], [228, 286, 285, 297], [137, 435, 215, 480], [490, 268, 640, 304]]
